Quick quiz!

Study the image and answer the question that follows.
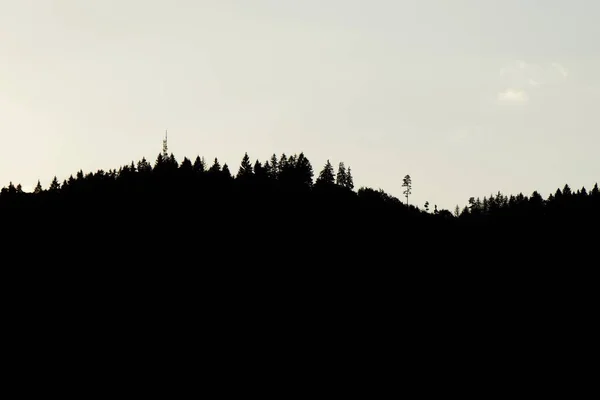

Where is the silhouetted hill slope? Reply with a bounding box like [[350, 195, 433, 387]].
[[1, 149, 597, 287], [2, 151, 596, 385], [2, 149, 598, 251]]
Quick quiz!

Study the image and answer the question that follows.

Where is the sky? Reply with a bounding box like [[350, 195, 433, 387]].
[[1, 0, 599, 210]]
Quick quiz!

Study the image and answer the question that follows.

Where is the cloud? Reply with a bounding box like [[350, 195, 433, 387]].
[[551, 63, 568, 78], [516, 60, 528, 69], [496, 60, 569, 104], [499, 60, 569, 85], [497, 88, 529, 104]]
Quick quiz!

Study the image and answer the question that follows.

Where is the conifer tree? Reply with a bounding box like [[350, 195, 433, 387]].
[[34, 180, 43, 194], [180, 157, 193, 172], [209, 158, 221, 174], [336, 162, 347, 187], [222, 163, 232, 179], [402, 175, 412, 206], [193, 156, 206, 173], [346, 167, 354, 190], [237, 152, 254, 180], [254, 160, 267, 180], [49, 176, 61, 192], [296, 152, 314, 188], [268, 154, 278, 180], [169, 153, 179, 169], [316, 160, 335, 186]]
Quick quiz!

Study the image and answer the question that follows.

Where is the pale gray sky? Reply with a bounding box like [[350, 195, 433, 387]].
[[1, 0, 599, 209]]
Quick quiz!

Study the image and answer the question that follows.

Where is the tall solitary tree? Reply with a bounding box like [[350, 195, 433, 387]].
[[402, 175, 412, 206]]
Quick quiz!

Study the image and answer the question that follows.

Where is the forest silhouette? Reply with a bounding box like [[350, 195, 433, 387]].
[[0, 143, 600, 252], [2, 142, 598, 347], [1, 144, 598, 273]]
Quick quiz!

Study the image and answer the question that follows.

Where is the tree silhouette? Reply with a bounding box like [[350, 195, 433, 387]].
[[1, 141, 598, 280], [336, 162, 347, 187], [34, 180, 42, 194], [49, 176, 61, 192], [137, 157, 152, 173], [295, 152, 314, 188], [237, 152, 254, 180], [316, 160, 335, 187], [193, 156, 206, 173], [402, 175, 412, 206], [209, 158, 221, 175], [180, 157, 193, 172], [268, 154, 278, 180], [346, 167, 354, 190], [222, 164, 232, 180]]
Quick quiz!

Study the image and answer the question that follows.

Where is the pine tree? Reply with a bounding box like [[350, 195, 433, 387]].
[[402, 175, 412, 206], [296, 152, 314, 188], [424, 201, 429, 212], [336, 162, 347, 187], [263, 160, 272, 179], [209, 158, 221, 174], [155, 153, 165, 169], [530, 191, 544, 206], [268, 154, 278, 180], [193, 156, 206, 173], [49, 176, 61, 192], [346, 167, 354, 190], [254, 160, 267, 180], [6, 182, 16, 195], [34, 180, 43, 194], [279, 154, 288, 180], [280, 154, 294, 183], [222, 163, 232, 179], [316, 160, 335, 186], [180, 157, 193, 172], [237, 152, 254, 180], [169, 153, 179, 169]]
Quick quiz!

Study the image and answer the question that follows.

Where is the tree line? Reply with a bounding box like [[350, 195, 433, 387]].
[[1, 148, 598, 227], [1, 146, 597, 317]]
